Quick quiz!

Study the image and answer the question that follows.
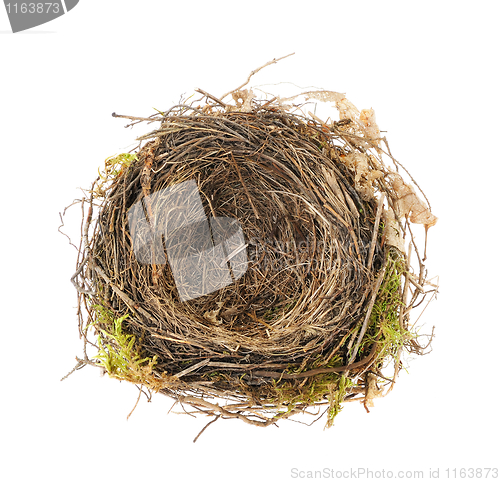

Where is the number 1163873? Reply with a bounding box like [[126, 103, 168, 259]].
[[5, 3, 61, 14]]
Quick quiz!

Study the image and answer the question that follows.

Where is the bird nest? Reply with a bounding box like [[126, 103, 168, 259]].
[[66, 79, 437, 431]]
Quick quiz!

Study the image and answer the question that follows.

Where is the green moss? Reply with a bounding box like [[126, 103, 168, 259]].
[[369, 249, 412, 361], [326, 375, 352, 427], [93, 305, 157, 383], [99, 153, 137, 179], [93, 153, 138, 198]]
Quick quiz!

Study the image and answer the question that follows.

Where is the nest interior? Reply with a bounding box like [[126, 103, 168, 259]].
[[69, 92, 436, 429]]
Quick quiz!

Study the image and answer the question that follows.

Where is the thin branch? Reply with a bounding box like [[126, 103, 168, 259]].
[[348, 261, 388, 365], [195, 88, 228, 107], [127, 385, 143, 420], [251, 339, 379, 379], [231, 153, 260, 219], [179, 396, 277, 428], [367, 193, 385, 270], [220, 52, 295, 100], [112, 112, 163, 123], [174, 359, 211, 379], [193, 414, 221, 443], [58, 208, 80, 251], [60, 358, 86, 381], [70, 254, 96, 295]]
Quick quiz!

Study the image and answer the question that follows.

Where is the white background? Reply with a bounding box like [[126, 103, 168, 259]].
[[1, 1, 499, 481]]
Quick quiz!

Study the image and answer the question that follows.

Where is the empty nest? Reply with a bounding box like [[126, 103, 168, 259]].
[[67, 85, 437, 430]]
